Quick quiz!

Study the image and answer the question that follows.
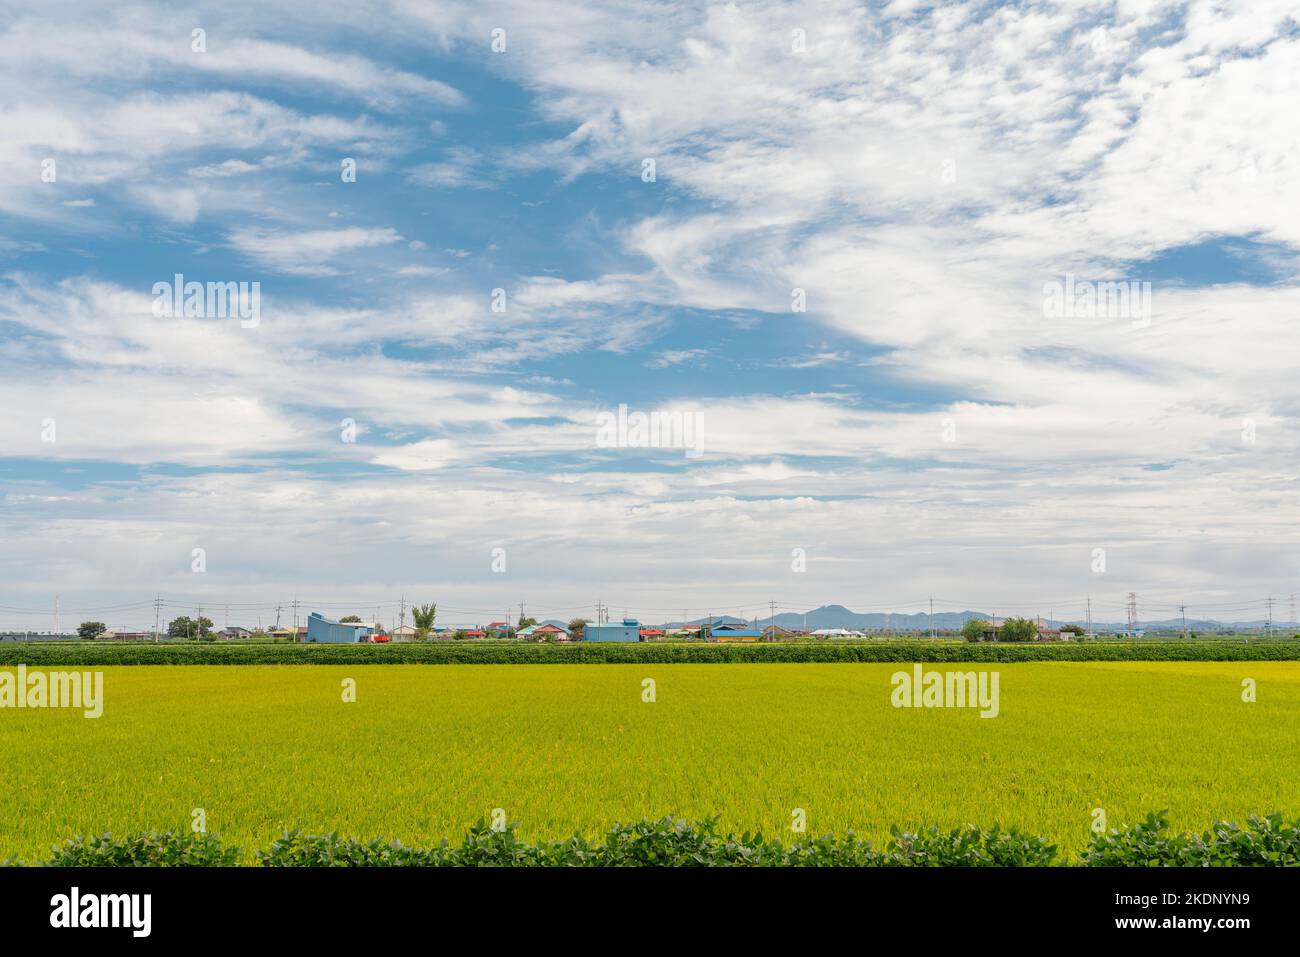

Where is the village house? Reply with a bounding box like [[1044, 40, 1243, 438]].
[[305, 612, 373, 644], [518, 623, 570, 641], [583, 619, 642, 642], [711, 623, 762, 641]]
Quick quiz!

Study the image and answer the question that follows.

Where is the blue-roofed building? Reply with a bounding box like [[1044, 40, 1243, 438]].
[[583, 618, 641, 642], [710, 623, 762, 641], [305, 612, 374, 643]]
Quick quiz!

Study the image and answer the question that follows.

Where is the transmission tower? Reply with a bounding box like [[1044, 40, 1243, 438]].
[[1126, 592, 1138, 634]]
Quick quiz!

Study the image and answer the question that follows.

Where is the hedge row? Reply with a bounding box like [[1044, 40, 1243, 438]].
[[2, 639, 1297, 666], [15, 811, 1300, 866]]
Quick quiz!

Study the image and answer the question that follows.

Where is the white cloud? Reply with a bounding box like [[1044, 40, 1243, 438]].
[[4, 0, 1300, 619], [227, 226, 405, 276], [407, 147, 494, 190]]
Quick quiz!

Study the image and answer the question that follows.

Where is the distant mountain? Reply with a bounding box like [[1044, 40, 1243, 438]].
[[659, 607, 987, 631], [653, 605, 1292, 633], [661, 615, 749, 629], [764, 605, 993, 631]]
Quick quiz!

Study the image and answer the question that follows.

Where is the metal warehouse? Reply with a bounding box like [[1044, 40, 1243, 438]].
[[582, 619, 642, 642], [305, 612, 375, 643]]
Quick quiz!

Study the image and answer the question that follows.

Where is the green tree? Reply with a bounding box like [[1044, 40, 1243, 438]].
[[167, 616, 214, 640], [77, 621, 107, 640], [517, 616, 538, 629], [961, 618, 989, 643], [567, 618, 589, 641], [340, 615, 362, 623], [998, 617, 1038, 643], [1060, 623, 1085, 638], [411, 603, 437, 639]]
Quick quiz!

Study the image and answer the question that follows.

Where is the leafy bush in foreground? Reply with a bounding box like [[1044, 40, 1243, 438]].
[[22, 813, 1300, 866], [256, 817, 1054, 867], [1082, 810, 1300, 867], [45, 831, 241, 867], [886, 823, 1058, 867], [258, 832, 449, 867], [2, 639, 1297, 666]]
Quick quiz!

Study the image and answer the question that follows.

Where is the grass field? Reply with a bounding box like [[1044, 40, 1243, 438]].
[[3, 662, 1297, 862]]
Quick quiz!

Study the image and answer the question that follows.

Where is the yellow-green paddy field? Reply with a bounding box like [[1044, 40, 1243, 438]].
[[2, 662, 1297, 861]]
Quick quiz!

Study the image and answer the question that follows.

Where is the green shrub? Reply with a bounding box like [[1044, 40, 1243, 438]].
[[2, 639, 1296, 666], [46, 831, 240, 867], [592, 817, 783, 867], [257, 831, 447, 867], [1202, 814, 1300, 865], [1083, 810, 1300, 866], [886, 823, 1058, 866], [17, 813, 1300, 866], [784, 831, 881, 866]]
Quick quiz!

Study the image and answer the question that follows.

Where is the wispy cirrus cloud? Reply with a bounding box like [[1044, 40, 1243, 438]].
[[3, 0, 1300, 625], [226, 226, 406, 276]]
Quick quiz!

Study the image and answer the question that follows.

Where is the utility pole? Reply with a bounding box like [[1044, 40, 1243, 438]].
[[929, 596, 934, 639], [274, 604, 282, 630], [1086, 595, 1091, 638], [153, 596, 162, 642], [54, 594, 60, 637], [195, 605, 202, 640], [1265, 595, 1274, 638], [399, 595, 407, 635], [519, 601, 525, 626], [1179, 604, 1187, 639], [292, 597, 300, 643]]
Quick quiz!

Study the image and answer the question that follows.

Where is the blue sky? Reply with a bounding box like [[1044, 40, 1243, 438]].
[[2, 1, 1300, 630]]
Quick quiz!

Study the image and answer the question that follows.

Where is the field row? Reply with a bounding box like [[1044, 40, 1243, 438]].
[[23, 810, 1300, 866], [3, 638, 1299, 665], [2, 662, 1296, 861]]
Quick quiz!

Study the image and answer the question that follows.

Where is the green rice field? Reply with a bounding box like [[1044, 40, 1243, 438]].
[[2, 662, 1297, 861]]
